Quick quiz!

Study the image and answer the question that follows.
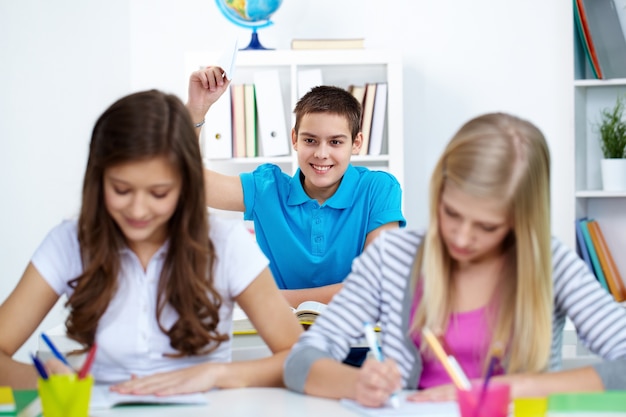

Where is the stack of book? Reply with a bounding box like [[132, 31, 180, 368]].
[[576, 217, 626, 302], [348, 82, 388, 156], [203, 69, 290, 160], [574, 0, 626, 79]]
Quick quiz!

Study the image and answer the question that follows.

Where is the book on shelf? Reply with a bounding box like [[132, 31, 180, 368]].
[[368, 82, 387, 156], [573, 0, 602, 79], [202, 84, 232, 160], [290, 38, 365, 50], [243, 83, 257, 158], [359, 83, 377, 156], [233, 301, 328, 333], [578, 0, 626, 79], [253, 70, 290, 157], [586, 219, 626, 302], [231, 84, 246, 158], [348, 85, 366, 109], [578, 218, 610, 293], [575, 217, 594, 276]]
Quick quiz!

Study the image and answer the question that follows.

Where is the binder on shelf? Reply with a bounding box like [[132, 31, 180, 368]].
[[359, 83, 377, 156], [574, 0, 602, 79], [575, 217, 594, 276], [579, 0, 626, 79], [202, 87, 232, 159], [253, 70, 290, 157], [243, 84, 257, 158], [297, 68, 323, 100], [231, 84, 246, 158], [587, 219, 626, 301], [368, 82, 387, 156], [579, 218, 610, 293]]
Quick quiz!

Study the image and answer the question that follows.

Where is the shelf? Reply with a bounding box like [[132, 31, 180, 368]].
[[187, 48, 404, 193], [576, 190, 626, 198], [575, 78, 626, 87]]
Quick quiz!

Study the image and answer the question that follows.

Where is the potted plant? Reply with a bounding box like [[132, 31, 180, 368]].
[[596, 94, 626, 191]]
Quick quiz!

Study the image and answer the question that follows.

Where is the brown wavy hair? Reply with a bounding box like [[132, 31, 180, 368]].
[[66, 90, 228, 356], [293, 85, 362, 142]]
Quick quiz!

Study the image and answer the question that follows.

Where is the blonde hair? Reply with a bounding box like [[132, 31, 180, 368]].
[[411, 112, 552, 374]]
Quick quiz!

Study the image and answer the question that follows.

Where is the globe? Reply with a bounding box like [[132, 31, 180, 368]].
[[215, 0, 283, 50]]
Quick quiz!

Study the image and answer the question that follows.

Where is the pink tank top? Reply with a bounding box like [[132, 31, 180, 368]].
[[410, 290, 503, 389]]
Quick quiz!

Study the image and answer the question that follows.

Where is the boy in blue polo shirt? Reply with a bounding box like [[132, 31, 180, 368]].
[[187, 66, 406, 307]]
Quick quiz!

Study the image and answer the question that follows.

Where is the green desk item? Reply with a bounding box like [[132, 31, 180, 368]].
[[548, 391, 626, 413], [0, 390, 39, 416]]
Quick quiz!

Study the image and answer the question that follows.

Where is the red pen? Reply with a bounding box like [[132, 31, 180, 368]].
[[78, 343, 97, 379]]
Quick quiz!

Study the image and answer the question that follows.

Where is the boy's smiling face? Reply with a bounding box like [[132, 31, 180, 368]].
[[292, 112, 363, 204]]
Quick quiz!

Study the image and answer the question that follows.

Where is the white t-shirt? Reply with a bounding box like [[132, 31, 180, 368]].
[[31, 216, 268, 384]]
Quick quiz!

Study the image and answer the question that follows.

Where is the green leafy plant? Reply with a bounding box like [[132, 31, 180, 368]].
[[596, 95, 626, 159]]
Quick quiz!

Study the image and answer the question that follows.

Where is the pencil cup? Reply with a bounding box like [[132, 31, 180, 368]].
[[37, 374, 93, 417], [456, 382, 510, 417]]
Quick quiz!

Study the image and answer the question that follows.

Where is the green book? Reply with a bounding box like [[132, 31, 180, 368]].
[[0, 390, 39, 416], [548, 391, 626, 414]]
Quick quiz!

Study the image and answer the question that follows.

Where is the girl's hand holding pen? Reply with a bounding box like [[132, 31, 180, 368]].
[[355, 358, 402, 408], [407, 382, 459, 402]]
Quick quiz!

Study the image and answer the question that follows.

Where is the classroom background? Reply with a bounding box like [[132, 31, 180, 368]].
[[0, 0, 575, 361]]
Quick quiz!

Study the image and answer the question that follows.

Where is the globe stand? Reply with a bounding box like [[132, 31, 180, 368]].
[[241, 30, 273, 51]]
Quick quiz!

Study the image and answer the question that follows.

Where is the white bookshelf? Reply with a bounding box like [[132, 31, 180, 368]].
[[185, 49, 404, 199], [573, 79, 626, 282]]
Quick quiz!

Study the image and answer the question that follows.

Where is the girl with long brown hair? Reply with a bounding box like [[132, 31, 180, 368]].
[[0, 90, 302, 394]]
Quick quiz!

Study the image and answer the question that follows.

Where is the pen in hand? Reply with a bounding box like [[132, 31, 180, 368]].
[[363, 322, 400, 408]]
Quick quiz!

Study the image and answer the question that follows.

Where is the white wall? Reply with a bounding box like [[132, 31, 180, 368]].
[[0, 0, 574, 360]]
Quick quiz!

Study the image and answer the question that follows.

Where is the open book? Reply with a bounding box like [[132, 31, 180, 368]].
[[90, 385, 208, 409], [291, 301, 327, 329], [233, 301, 328, 333]]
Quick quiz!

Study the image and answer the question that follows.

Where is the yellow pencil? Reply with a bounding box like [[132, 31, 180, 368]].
[[422, 327, 471, 390]]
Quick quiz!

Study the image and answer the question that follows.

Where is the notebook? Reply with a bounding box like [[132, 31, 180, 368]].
[[90, 385, 209, 409], [340, 393, 459, 417]]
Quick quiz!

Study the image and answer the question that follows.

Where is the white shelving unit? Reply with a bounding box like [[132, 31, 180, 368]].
[[573, 79, 626, 281], [185, 49, 404, 197]]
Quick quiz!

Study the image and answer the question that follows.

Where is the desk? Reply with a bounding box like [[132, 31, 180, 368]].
[[89, 388, 361, 417]]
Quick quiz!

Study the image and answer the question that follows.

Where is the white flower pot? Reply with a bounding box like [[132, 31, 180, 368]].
[[601, 158, 626, 191]]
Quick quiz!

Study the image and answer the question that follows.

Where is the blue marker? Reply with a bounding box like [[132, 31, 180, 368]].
[[41, 333, 71, 367], [30, 352, 49, 380], [363, 322, 400, 408]]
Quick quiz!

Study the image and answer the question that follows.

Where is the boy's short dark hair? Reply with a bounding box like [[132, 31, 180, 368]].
[[293, 86, 362, 141]]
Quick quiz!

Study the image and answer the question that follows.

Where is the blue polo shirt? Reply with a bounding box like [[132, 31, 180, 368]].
[[240, 163, 406, 289]]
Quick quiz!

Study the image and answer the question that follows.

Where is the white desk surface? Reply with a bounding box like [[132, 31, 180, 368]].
[[89, 387, 362, 417]]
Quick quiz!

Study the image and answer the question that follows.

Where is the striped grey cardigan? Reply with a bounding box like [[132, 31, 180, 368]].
[[284, 229, 626, 391]]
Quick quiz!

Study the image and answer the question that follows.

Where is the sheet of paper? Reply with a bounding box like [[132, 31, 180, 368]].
[[340, 394, 459, 417], [217, 38, 239, 80]]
